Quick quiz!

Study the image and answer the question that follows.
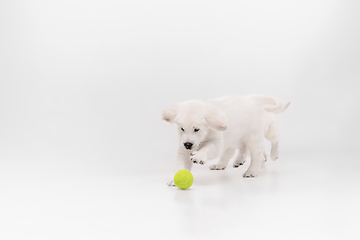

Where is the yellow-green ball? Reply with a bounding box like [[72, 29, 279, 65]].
[[174, 169, 193, 189]]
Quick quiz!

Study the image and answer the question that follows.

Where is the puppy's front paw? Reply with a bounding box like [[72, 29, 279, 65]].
[[233, 158, 246, 168], [190, 151, 206, 165], [243, 167, 259, 178], [209, 164, 226, 170]]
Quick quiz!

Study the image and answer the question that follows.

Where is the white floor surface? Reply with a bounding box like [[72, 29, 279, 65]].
[[1, 151, 359, 240]]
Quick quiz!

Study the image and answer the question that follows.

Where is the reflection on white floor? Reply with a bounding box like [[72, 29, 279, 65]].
[[0, 152, 359, 240]]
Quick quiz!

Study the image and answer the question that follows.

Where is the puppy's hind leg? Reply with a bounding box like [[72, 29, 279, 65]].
[[260, 150, 268, 168], [265, 119, 280, 161], [233, 141, 247, 168], [243, 135, 264, 178], [209, 148, 236, 170]]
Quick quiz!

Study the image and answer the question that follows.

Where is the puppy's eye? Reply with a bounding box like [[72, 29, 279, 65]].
[[181, 128, 185, 132], [194, 128, 199, 132]]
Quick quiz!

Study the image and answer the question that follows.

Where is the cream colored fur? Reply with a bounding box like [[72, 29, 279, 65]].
[[162, 94, 290, 185]]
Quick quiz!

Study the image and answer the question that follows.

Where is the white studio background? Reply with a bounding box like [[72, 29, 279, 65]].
[[0, 1, 359, 239]]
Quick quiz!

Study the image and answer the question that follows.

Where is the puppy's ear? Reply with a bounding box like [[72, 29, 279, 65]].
[[205, 107, 227, 131], [162, 103, 180, 124]]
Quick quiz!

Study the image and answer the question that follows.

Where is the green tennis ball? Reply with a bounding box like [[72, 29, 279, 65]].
[[174, 169, 193, 189]]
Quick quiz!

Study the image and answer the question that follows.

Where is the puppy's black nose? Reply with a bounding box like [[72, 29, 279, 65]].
[[184, 142, 193, 150]]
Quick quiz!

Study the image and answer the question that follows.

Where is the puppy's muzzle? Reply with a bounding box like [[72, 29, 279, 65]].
[[184, 142, 193, 150]]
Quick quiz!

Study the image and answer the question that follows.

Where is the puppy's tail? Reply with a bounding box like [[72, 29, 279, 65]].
[[251, 94, 290, 114]]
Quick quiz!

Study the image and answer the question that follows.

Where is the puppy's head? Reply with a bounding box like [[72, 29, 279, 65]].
[[162, 100, 227, 151]]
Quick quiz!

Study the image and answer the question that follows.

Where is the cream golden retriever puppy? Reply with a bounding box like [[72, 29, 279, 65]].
[[162, 94, 290, 185]]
